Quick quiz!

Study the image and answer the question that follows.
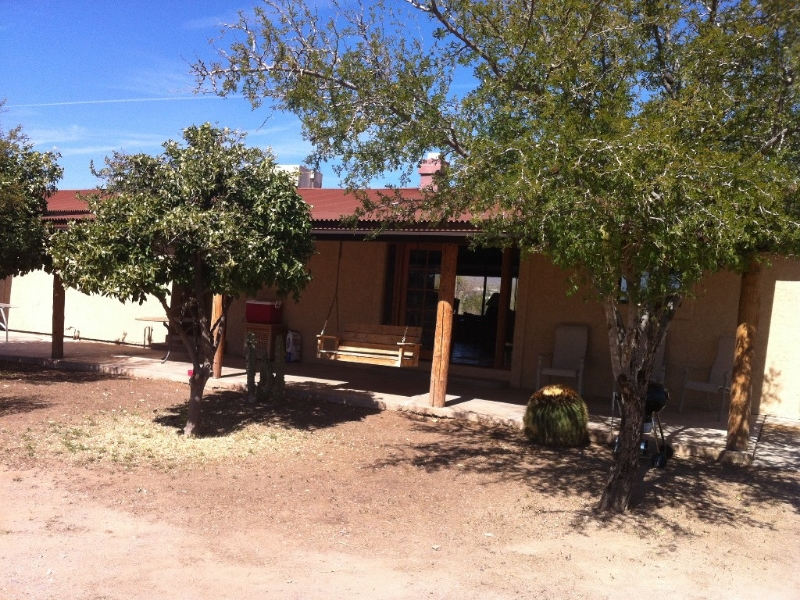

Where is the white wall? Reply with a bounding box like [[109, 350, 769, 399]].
[[760, 275, 800, 418], [8, 270, 168, 346]]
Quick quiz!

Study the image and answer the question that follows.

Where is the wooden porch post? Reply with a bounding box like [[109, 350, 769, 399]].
[[727, 260, 761, 451], [429, 244, 458, 407], [493, 248, 513, 369], [52, 273, 65, 359], [211, 294, 225, 379]]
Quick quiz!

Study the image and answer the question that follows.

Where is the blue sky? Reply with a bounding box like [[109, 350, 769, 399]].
[[0, 1, 342, 190]]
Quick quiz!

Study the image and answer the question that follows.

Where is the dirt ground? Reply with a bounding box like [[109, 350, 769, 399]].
[[1, 362, 798, 600]]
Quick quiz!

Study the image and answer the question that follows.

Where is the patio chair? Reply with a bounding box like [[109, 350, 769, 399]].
[[536, 324, 588, 396], [679, 335, 735, 420]]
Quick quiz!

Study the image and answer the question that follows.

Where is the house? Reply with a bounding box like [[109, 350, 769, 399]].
[[2, 161, 799, 420]]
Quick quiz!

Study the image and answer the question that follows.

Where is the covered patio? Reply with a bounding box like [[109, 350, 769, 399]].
[[2, 331, 797, 468]]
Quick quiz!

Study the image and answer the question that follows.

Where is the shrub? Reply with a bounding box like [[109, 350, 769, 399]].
[[523, 385, 589, 447]]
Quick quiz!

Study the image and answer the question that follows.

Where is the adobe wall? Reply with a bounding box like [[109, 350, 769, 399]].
[[510, 255, 612, 396], [229, 240, 389, 361], [5, 246, 798, 419], [510, 255, 799, 419]]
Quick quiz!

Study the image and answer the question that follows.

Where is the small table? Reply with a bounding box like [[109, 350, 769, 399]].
[[0, 303, 17, 343], [135, 316, 172, 363]]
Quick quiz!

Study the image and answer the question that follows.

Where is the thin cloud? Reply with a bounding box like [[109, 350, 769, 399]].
[[26, 125, 90, 145], [111, 63, 200, 97], [182, 15, 227, 30], [7, 97, 223, 108], [183, 9, 251, 30], [246, 123, 304, 138], [58, 145, 127, 157], [60, 132, 174, 155], [28, 126, 172, 156]]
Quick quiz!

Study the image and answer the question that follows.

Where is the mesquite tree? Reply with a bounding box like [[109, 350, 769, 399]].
[[194, 1, 799, 510], [52, 124, 314, 437]]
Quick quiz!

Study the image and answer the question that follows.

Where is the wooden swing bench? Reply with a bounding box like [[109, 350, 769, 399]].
[[316, 324, 422, 367]]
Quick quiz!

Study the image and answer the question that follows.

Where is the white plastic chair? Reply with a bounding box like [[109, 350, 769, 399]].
[[679, 335, 735, 420], [536, 324, 588, 396]]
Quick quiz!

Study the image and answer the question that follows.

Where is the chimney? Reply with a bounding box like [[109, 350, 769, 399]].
[[277, 165, 323, 188], [418, 152, 442, 191], [297, 166, 322, 189]]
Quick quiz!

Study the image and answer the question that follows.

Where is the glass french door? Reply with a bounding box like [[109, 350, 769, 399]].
[[400, 245, 442, 357], [393, 243, 518, 367]]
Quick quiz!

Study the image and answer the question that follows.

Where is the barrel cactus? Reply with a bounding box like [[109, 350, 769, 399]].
[[524, 385, 589, 447]]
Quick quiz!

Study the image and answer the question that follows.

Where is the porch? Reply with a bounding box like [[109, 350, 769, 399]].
[[2, 331, 797, 468]]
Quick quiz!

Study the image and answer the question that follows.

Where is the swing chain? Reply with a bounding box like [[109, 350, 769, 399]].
[[319, 241, 343, 337]]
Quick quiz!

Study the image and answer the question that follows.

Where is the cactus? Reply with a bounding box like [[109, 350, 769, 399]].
[[271, 334, 285, 401], [257, 351, 273, 402], [523, 384, 589, 447], [245, 333, 258, 401], [245, 332, 283, 403]]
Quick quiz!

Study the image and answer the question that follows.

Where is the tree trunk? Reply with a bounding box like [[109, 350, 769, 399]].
[[596, 296, 673, 513], [597, 385, 645, 512], [727, 260, 761, 450], [184, 366, 209, 437], [51, 273, 65, 359]]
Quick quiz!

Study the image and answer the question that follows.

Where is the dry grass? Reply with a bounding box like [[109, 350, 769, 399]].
[[2, 410, 315, 470], [0, 365, 319, 470]]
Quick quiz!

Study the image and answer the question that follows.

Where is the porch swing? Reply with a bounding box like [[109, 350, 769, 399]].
[[315, 241, 422, 367]]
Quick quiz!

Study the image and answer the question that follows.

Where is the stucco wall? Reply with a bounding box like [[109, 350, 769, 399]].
[[665, 261, 800, 419], [5, 240, 388, 364], [663, 271, 741, 404], [7, 270, 168, 345]]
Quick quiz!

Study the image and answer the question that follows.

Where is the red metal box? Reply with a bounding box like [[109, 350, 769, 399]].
[[245, 300, 283, 324]]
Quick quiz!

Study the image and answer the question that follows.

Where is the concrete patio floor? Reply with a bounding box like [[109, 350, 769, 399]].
[[1, 331, 798, 470]]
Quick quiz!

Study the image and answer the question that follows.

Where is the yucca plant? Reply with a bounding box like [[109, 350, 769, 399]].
[[524, 385, 589, 447]]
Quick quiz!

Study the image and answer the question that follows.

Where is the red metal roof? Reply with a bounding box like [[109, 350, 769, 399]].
[[42, 190, 95, 227], [43, 189, 476, 236], [299, 188, 392, 220], [45, 189, 95, 213]]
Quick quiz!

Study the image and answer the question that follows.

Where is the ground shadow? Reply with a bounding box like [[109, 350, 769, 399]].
[[759, 421, 800, 451], [370, 415, 800, 537], [154, 386, 382, 437], [0, 395, 51, 417], [288, 363, 433, 397], [0, 360, 123, 386]]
